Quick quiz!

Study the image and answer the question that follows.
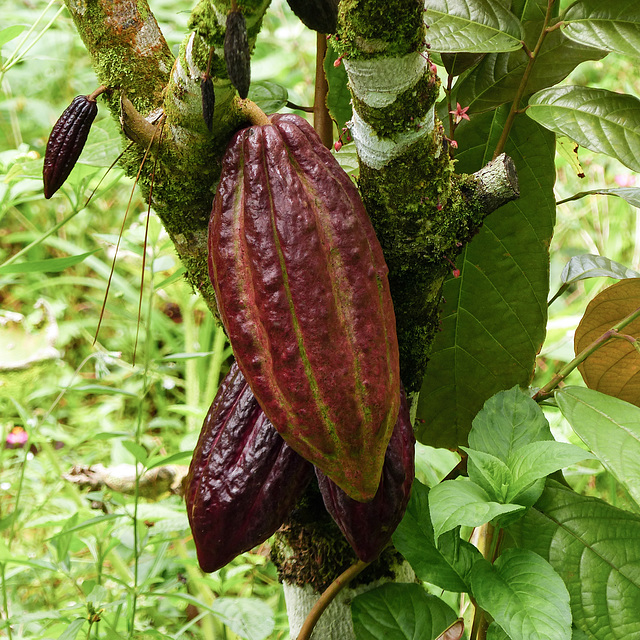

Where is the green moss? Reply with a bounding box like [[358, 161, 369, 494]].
[[271, 484, 406, 593], [351, 72, 439, 139], [336, 0, 425, 60]]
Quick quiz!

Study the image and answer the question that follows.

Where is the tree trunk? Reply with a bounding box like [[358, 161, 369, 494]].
[[63, 0, 518, 637]]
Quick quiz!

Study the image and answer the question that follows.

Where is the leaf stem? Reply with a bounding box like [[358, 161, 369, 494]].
[[492, 0, 556, 159], [296, 560, 370, 640], [534, 305, 640, 400]]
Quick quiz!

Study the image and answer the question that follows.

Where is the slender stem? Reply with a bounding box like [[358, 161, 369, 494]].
[[1, 563, 13, 640], [286, 101, 314, 113], [492, 0, 556, 159], [313, 33, 333, 148], [296, 560, 370, 640], [237, 98, 270, 125], [534, 305, 640, 401]]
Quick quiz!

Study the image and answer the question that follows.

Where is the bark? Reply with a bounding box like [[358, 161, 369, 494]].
[[62, 1, 519, 638]]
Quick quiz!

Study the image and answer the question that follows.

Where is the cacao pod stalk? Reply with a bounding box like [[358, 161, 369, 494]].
[[208, 113, 400, 502]]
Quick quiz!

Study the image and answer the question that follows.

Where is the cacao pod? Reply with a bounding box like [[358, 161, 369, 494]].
[[286, 0, 338, 34], [224, 10, 251, 100], [208, 113, 400, 502], [316, 386, 415, 562], [185, 362, 313, 573], [43, 95, 98, 199], [201, 76, 215, 132]]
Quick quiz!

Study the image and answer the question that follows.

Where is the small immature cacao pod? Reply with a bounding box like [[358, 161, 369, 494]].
[[201, 76, 215, 132], [208, 113, 401, 503], [185, 362, 313, 573], [224, 10, 251, 100], [285, 0, 339, 34], [316, 386, 415, 562], [43, 95, 98, 199]]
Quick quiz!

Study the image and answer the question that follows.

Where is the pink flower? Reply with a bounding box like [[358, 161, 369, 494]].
[[450, 102, 470, 125], [6, 427, 28, 447]]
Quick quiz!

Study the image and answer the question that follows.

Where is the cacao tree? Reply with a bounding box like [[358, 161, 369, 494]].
[[3, 0, 640, 639]]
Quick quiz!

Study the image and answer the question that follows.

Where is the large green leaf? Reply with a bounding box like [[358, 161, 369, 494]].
[[424, 0, 524, 53], [324, 39, 351, 134], [563, 0, 640, 58], [351, 583, 458, 640], [527, 86, 640, 172], [429, 478, 524, 540], [556, 387, 640, 508], [454, 23, 606, 113], [392, 479, 482, 592], [417, 109, 555, 447], [471, 549, 572, 640], [510, 482, 640, 640]]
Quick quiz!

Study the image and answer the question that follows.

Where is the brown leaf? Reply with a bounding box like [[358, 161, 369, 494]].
[[575, 278, 640, 406]]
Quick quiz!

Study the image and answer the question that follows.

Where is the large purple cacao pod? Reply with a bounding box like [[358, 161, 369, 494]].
[[208, 113, 401, 502], [185, 362, 313, 573], [316, 387, 415, 562]]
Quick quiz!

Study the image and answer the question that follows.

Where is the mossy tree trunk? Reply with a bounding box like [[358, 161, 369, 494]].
[[63, 0, 518, 637]]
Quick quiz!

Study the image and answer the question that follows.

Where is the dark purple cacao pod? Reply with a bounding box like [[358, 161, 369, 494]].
[[286, 0, 338, 34], [224, 10, 251, 100], [43, 95, 98, 199], [316, 386, 414, 562], [185, 362, 313, 573], [208, 113, 400, 503], [201, 76, 215, 132]]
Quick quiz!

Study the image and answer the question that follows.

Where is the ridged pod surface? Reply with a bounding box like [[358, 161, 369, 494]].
[[185, 362, 313, 573], [285, 0, 338, 34], [208, 113, 400, 502], [43, 95, 98, 199], [316, 387, 415, 561]]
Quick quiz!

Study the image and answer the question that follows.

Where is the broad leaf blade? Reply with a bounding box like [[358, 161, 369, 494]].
[[560, 254, 640, 285], [471, 548, 572, 640], [557, 386, 640, 507], [527, 86, 640, 172], [393, 480, 482, 592], [424, 0, 524, 53], [563, 0, 640, 58], [454, 24, 606, 114], [351, 583, 458, 640], [510, 481, 640, 640], [211, 597, 275, 640], [324, 40, 351, 134], [417, 110, 555, 448], [429, 478, 524, 540]]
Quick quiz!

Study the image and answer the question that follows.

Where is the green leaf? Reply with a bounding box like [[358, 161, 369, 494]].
[[486, 623, 512, 640], [510, 481, 640, 640], [563, 0, 640, 58], [417, 111, 556, 448], [561, 253, 640, 283], [424, 0, 524, 53], [393, 480, 482, 592], [559, 187, 640, 209], [470, 549, 572, 640], [47, 514, 127, 540], [247, 81, 288, 114], [462, 447, 513, 502], [351, 583, 458, 640], [505, 441, 593, 502], [0, 250, 100, 274], [0, 25, 27, 48], [122, 440, 148, 465], [527, 86, 640, 172], [211, 597, 275, 640], [429, 478, 524, 540], [146, 450, 194, 470], [56, 618, 87, 640], [557, 387, 640, 507], [454, 24, 606, 113], [469, 387, 553, 462], [324, 40, 352, 134]]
